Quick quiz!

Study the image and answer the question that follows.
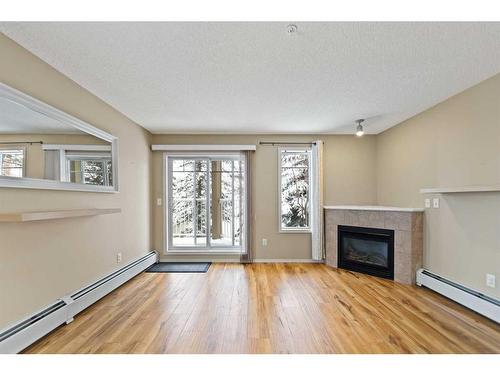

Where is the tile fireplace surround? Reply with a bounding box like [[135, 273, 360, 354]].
[[325, 206, 424, 284]]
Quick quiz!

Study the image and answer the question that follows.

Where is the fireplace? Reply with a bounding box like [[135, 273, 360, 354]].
[[338, 225, 394, 279]]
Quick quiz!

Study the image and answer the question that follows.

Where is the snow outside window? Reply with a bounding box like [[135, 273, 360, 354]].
[[279, 148, 311, 232]]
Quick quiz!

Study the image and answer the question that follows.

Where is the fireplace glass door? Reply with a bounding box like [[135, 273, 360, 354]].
[[338, 225, 394, 279]]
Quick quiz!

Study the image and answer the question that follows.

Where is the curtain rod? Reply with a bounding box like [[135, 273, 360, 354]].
[[0, 141, 43, 145], [259, 141, 316, 146]]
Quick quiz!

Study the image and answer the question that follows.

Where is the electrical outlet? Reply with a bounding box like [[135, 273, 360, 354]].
[[262, 238, 268, 247], [432, 198, 440, 208], [424, 198, 431, 208], [486, 274, 496, 288], [156, 198, 162, 206], [116, 252, 122, 264]]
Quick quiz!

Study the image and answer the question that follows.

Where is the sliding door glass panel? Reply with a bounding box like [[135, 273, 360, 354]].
[[233, 160, 242, 246], [172, 159, 195, 246], [209, 159, 242, 247], [209, 160, 226, 246], [168, 156, 243, 252], [194, 160, 208, 246], [171, 159, 209, 247]]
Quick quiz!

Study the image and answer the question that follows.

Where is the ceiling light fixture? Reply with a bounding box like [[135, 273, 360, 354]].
[[287, 24, 298, 34], [355, 119, 365, 137]]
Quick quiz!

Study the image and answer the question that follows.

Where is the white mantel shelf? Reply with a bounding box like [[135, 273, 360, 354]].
[[420, 185, 500, 194], [0, 208, 121, 222], [324, 205, 424, 212]]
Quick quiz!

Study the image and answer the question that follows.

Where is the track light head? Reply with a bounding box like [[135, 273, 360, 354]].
[[355, 119, 365, 137]]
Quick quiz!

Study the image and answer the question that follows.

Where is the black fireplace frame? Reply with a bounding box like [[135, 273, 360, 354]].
[[338, 225, 394, 280]]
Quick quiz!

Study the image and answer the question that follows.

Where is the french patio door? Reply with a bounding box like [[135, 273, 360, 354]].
[[166, 154, 244, 253]]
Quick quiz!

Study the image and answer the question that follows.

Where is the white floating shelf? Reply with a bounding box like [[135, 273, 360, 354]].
[[420, 185, 500, 194], [0, 208, 121, 222], [324, 205, 424, 212]]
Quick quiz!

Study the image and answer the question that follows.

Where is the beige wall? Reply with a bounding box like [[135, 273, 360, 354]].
[[152, 134, 377, 261], [0, 34, 152, 328], [376, 73, 500, 299]]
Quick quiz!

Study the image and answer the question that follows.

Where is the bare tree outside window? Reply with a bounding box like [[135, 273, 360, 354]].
[[68, 157, 112, 186], [280, 149, 310, 230]]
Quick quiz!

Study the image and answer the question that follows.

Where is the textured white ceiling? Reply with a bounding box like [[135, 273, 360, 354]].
[[1, 22, 500, 134]]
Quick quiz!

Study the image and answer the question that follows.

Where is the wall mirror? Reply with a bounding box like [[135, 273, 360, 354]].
[[0, 83, 118, 192]]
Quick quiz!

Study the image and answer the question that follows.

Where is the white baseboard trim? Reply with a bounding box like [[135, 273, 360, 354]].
[[416, 268, 500, 323], [159, 258, 240, 263], [159, 258, 323, 264], [0, 251, 157, 354], [252, 258, 323, 263]]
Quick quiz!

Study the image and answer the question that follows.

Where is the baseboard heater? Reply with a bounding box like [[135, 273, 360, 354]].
[[416, 269, 500, 323], [0, 251, 157, 354]]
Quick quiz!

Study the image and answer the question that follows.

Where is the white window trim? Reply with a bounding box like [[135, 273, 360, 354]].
[[0, 145, 27, 178], [153, 144, 256, 151], [42, 144, 111, 152], [278, 147, 312, 234], [163, 152, 246, 255]]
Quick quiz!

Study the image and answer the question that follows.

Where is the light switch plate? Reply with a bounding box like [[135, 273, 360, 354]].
[[486, 274, 496, 288], [432, 198, 440, 208], [262, 238, 268, 247], [156, 198, 162, 206], [424, 198, 431, 208]]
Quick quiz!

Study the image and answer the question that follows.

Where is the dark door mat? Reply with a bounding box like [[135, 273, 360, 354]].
[[146, 262, 211, 273]]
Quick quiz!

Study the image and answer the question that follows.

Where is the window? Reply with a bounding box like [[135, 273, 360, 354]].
[[66, 154, 112, 186], [0, 147, 25, 178], [166, 154, 245, 253], [279, 148, 311, 232]]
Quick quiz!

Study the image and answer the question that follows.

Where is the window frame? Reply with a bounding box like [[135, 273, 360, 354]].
[[0, 145, 26, 178], [64, 153, 113, 186], [164, 152, 246, 255], [278, 147, 312, 234]]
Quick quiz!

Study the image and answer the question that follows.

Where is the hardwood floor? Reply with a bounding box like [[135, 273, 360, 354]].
[[24, 263, 500, 354]]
